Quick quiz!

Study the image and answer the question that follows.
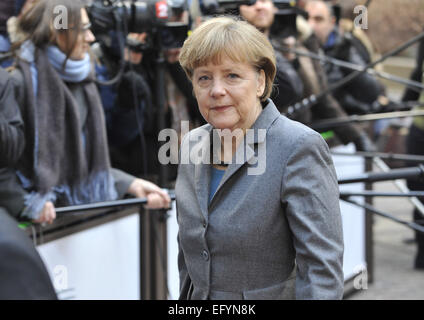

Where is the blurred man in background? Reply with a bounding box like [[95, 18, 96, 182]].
[[305, 0, 387, 116]]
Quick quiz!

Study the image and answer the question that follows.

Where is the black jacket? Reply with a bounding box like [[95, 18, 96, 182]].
[[0, 67, 27, 219], [0, 208, 57, 299], [0, 0, 14, 36], [272, 34, 364, 145], [0, 67, 24, 168], [271, 50, 304, 111], [402, 38, 424, 102], [323, 29, 383, 115]]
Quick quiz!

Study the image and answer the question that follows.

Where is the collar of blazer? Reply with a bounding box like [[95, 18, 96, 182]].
[[193, 99, 282, 218]]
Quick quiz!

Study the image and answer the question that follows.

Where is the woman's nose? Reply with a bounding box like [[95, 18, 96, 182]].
[[210, 79, 226, 97], [85, 29, 96, 43]]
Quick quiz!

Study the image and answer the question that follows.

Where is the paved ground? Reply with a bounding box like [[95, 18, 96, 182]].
[[347, 179, 424, 300]]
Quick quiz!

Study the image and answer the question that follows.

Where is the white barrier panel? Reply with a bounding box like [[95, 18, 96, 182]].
[[332, 143, 367, 280], [167, 201, 179, 300], [37, 213, 140, 300]]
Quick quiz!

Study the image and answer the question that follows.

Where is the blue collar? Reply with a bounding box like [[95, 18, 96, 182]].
[[324, 30, 338, 50], [46, 45, 91, 82], [19, 41, 92, 83]]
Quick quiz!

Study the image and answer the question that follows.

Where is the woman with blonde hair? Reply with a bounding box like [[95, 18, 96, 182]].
[[176, 16, 344, 300]]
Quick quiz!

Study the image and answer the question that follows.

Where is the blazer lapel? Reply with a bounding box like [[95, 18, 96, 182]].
[[194, 126, 213, 222], [209, 100, 281, 206], [214, 139, 256, 194]]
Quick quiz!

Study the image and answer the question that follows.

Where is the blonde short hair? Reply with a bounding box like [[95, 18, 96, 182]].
[[179, 16, 276, 102]]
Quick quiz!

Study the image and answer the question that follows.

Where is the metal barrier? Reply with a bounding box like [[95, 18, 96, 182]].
[[25, 196, 175, 300]]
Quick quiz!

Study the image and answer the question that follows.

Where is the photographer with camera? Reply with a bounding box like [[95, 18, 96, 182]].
[[239, 0, 374, 151], [94, 31, 156, 177], [91, 0, 200, 182], [7, 0, 170, 224], [305, 0, 387, 116]]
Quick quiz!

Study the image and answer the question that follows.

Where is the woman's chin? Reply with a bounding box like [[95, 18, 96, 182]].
[[208, 116, 240, 131], [211, 122, 238, 131]]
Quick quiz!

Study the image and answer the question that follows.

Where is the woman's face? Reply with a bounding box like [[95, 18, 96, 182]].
[[56, 9, 95, 60], [192, 55, 265, 132]]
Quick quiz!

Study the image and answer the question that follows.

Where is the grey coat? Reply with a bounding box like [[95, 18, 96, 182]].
[[175, 99, 344, 300]]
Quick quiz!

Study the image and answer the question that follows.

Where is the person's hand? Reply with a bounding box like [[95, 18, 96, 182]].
[[33, 201, 56, 225], [127, 178, 171, 209]]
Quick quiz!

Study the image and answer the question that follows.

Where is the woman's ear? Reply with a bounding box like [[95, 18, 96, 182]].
[[257, 69, 266, 98]]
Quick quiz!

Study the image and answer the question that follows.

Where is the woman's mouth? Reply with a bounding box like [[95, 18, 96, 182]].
[[212, 105, 232, 112]]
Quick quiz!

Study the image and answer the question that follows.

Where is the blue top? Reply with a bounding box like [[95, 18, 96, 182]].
[[209, 166, 226, 204], [324, 30, 338, 50], [0, 35, 12, 68], [0, 34, 10, 52]]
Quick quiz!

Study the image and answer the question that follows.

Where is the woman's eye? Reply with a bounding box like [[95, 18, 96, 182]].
[[228, 73, 239, 79], [198, 75, 210, 81]]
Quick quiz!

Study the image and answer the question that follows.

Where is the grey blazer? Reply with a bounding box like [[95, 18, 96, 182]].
[[175, 99, 344, 300]]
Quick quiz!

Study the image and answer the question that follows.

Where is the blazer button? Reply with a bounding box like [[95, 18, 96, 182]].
[[201, 250, 209, 261], [202, 221, 207, 228]]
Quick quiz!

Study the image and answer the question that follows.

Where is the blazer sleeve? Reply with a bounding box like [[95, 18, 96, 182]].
[[175, 132, 192, 299], [281, 131, 344, 299], [177, 228, 192, 300]]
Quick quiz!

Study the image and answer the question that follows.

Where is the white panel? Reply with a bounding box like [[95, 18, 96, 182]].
[[167, 202, 180, 300], [332, 143, 367, 280], [37, 213, 140, 300]]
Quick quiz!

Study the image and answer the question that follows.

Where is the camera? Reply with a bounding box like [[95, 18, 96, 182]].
[[88, 0, 171, 33], [198, 0, 305, 38], [87, 0, 189, 51], [199, 0, 257, 15], [270, 0, 308, 38]]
